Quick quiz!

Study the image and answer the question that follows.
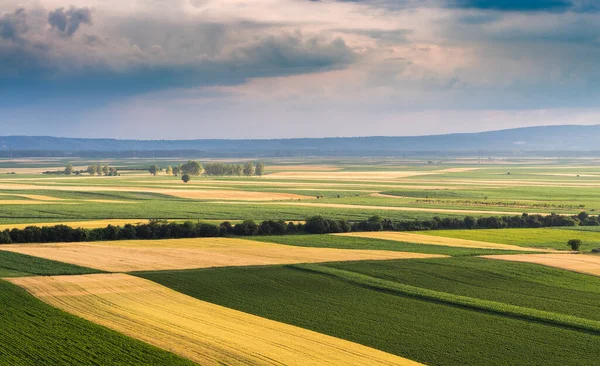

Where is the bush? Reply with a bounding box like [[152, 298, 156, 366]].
[[567, 239, 582, 251]]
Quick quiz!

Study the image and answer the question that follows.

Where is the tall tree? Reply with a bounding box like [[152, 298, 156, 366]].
[[64, 164, 74, 175], [86, 165, 97, 175], [165, 166, 173, 175], [149, 165, 159, 176], [102, 165, 109, 176], [233, 164, 243, 176], [243, 162, 254, 177], [255, 162, 264, 177], [172, 165, 181, 176]]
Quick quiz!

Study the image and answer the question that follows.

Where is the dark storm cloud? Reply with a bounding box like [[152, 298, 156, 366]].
[[0, 13, 356, 106], [0, 8, 27, 42], [48, 6, 92, 37]]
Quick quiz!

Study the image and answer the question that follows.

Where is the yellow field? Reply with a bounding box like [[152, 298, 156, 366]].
[[265, 171, 435, 180], [0, 237, 446, 272], [0, 200, 69, 205], [0, 193, 63, 201], [0, 219, 156, 231], [335, 232, 551, 252], [7, 274, 419, 366], [0, 183, 307, 201], [214, 201, 552, 216], [482, 254, 600, 276]]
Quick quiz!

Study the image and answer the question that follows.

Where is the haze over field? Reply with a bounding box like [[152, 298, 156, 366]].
[[2, 0, 600, 138]]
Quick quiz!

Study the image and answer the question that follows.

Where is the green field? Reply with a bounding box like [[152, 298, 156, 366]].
[[0, 280, 195, 366], [0, 251, 101, 276], [254, 234, 527, 256], [421, 228, 600, 251], [3, 159, 600, 365], [138, 259, 600, 366]]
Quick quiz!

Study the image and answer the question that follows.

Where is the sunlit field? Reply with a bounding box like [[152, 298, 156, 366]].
[[2, 157, 600, 366]]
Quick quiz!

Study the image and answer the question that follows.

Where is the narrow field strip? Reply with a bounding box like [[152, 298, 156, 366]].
[[0, 183, 309, 201], [295, 264, 600, 334], [0, 219, 155, 230], [0, 193, 63, 201], [265, 171, 435, 180], [0, 237, 446, 272], [211, 201, 554, 216], [8, 274, 420, 366], [483, 254, 600, 277], [335, 232, 553, 252], [0, 200, 69, 205]]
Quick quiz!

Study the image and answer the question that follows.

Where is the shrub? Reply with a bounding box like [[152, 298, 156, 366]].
[[567, 239, 582, 251]]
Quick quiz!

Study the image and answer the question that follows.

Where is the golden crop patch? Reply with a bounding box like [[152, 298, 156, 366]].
[[482, 254, 600, 276], [8, 274, 422, 366], [0, 237, 446, 272], [335, 232, 550, 252]]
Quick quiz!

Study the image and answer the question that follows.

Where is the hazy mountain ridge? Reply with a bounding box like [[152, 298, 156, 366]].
[[1, 125, 599, 156]]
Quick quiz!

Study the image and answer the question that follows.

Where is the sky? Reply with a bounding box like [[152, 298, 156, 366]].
[[1, 0, 600, 139]]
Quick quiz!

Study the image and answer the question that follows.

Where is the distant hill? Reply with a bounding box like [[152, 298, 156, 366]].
[[1, 125, 600, 157]]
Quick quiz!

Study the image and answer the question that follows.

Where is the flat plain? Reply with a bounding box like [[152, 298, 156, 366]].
[[2, 157, 600, 366]]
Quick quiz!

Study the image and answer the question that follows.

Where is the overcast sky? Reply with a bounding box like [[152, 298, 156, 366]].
[[1, 0, 599, 139]]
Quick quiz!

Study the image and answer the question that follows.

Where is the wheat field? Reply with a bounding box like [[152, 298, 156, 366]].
[[7, 274, 421, 366], [0, 237, 446, 272]]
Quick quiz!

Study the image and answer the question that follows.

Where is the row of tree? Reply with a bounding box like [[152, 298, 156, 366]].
[[0, 212, 596, 244], [149, 161, 264, 178], [45, 163, 118, 176], [85, 164, 118, 176]]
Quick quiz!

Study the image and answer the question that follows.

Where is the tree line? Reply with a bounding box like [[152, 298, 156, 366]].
[[149, 161, 264, 181], [0, 212, 594, 244], [44, 163, 118, 176]]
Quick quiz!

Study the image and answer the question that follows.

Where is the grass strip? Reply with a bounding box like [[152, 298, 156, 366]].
[[295, 263, 600, 334]]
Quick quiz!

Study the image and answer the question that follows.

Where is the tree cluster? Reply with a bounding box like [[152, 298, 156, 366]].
[[1, 212, 596, 245], [155, 161, 265, 180], [87, 164, 118, 176]]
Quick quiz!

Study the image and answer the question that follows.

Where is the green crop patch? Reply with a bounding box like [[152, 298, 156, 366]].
[[254, 234, 524, 256], [322, 258, 600, 321], [138, 263, 600, 366], [0, 279, 195, 366], [0, 251, 101, 276], [421, 228, 600, 251]]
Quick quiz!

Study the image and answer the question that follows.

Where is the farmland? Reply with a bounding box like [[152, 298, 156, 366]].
[[0, 237, 444, 272], [0, 279, 195, 366], [137, 260, 600, 366], [2, 158, 600, 365]]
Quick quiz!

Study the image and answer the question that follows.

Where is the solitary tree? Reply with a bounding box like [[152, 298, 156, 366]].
[[568, 239, 582, 251], [181, 174, 191, 183], [243, 162, 254, 177], [64, 164, 74, 175], [166, 166, 173, 175], [149, 165, 159, 176], [255, 162, 265, 177]]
